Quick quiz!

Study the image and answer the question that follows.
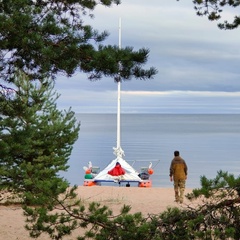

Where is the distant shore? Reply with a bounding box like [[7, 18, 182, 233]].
[[0, 187, 196, 240]]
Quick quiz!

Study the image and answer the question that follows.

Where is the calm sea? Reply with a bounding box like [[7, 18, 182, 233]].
[[61, 114, 240, 188]]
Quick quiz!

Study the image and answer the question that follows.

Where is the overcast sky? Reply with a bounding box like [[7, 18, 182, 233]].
[[55, 0, 240, 114]]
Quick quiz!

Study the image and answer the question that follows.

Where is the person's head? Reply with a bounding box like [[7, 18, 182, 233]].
[[174, 150, 180, 157]]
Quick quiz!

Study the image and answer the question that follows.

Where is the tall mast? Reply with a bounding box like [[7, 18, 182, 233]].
[[117, 18, 121, 150], [114, 18, 124, 158]]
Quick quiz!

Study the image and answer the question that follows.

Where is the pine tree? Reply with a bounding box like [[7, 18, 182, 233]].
[[0, 0, 157, 82], [190, 0, 240, 29], [0, 72, 80, 205]]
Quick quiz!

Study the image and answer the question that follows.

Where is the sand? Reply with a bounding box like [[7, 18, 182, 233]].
[[0, 186, 196, 240]]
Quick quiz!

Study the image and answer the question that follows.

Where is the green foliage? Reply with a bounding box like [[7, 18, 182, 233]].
[[23, 189, 159, 240], [141, 171, 240, 240], [1, 170, 236, 239], [190, 0, 240, 29], [0, 0, 157, 82], [0, 1, 158, 239], [188, 170, 240, 200], [81, 45, 157, 81], [0, 72, 80, 205], [185, 171, 240, 239], [2, 1, 240, 239]]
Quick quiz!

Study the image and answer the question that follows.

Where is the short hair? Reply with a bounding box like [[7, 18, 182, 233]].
[[174, 151, 180, 156]]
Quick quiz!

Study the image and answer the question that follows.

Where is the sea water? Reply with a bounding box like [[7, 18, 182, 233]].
[[61, 114, 240, 188]]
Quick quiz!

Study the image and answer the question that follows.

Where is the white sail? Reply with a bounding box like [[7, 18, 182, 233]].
[[93, 157, 141, 183]]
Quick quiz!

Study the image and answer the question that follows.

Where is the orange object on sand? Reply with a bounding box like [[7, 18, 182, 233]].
[[84, 180, 97, 186], [138, 180, 152, 188]]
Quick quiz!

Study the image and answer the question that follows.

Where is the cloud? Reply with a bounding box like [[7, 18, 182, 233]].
[[55, 0, 240, 113], [121, 91, 240, 97], [56, 85, 240, 114]]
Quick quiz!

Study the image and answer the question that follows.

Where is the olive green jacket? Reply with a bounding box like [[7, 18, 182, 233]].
[[169, 156, 188, 181]]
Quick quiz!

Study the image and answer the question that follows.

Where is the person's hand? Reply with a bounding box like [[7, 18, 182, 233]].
[[185, 176, 187, 180], [170, 176, 173, 182]]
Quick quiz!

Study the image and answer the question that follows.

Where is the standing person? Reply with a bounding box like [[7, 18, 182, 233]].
[[169, 150, 188, 203]]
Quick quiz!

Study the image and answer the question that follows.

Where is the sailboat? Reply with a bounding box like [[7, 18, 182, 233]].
[[83, 19, 154, 187]]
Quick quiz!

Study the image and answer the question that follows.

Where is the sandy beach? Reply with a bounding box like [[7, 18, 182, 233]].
[[0, 186, 196, 240]]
